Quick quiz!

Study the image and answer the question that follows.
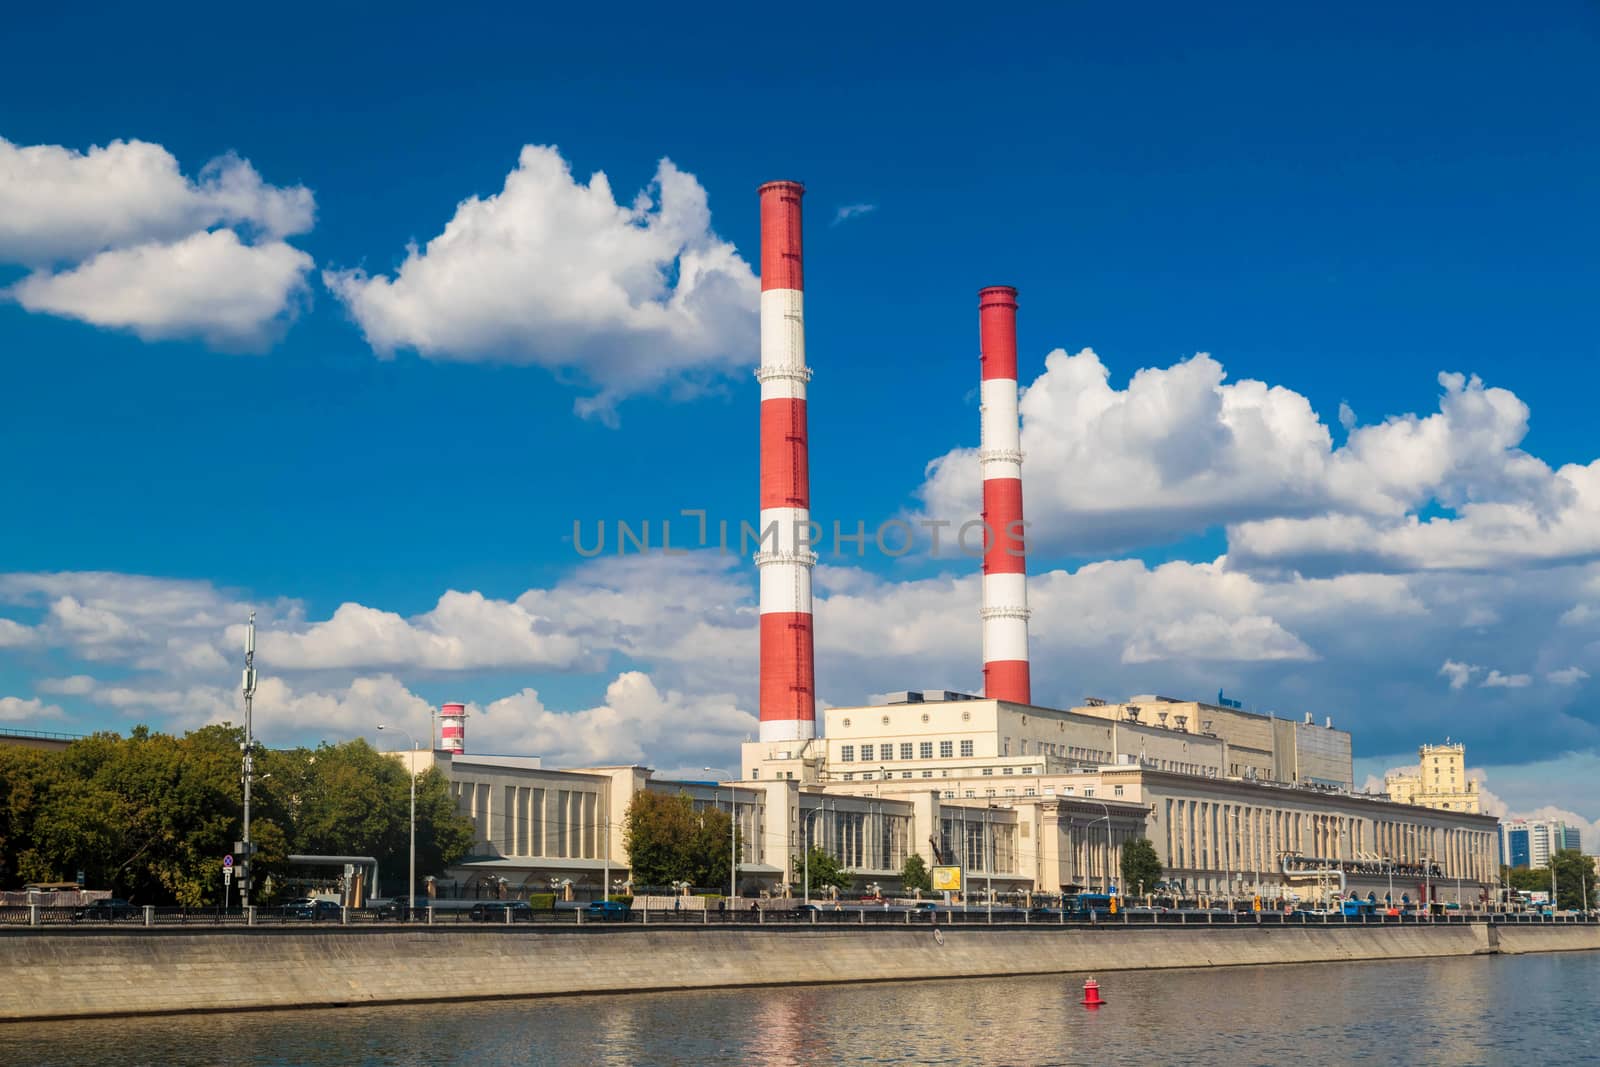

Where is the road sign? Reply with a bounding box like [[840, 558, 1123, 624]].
[[223, 867, 233, 882], [223, 854, 234, 869]]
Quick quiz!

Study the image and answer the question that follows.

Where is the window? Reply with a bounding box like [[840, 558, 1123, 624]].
[[985, 788, 996, 797], [960, 740, 974, 758], [1025, 788, 1037, 796], [942, 790, 955, 799], [860, 744, 874, 761], [1044, 786, 1055, 795], [862, 773, 874, 780], [1084, 788, 1095, 797], [1113, 785, 1124, 797], [1002, 767, 1014, 775], [965, 790, 976, 798], [920, 742, 933, 759], [1005, 788, 1016, 796], [1022, 767, 1035, 774], [922, 770, 933, 778], [842, 773, 854, 781], [752, 769, 760, 778], [940, 741, 953, 759], [982, 768, 994, 776], [840, 745, 855, 762], [900, 743, 914, 760], [901, 771, 912, 779], [1062, 786, 1074, 795]]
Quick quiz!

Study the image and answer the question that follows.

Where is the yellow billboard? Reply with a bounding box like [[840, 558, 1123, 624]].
[[931, 865, 962, 892]]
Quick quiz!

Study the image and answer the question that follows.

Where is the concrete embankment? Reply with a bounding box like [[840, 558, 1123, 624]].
[[4, 922, 1597, 1022]]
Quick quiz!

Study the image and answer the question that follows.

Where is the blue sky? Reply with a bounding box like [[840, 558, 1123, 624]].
[[2, 3, 1598, 831]]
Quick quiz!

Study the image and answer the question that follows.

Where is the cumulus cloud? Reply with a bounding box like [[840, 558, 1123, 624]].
[[11, 230, 312, 348], [0, 618, 33, 648], [1482, 669, 1532, 689], [0, 138, 312, 264], [325, 146, 757, 420], [250, 592, 587, 673], [0, 696, 65, 722], [473, 673, 755, 767], [37, 675, 97, 695], [919, 355, 1584, 573], [1547, 667, 1589, 686], [0, 136, 316, 348]]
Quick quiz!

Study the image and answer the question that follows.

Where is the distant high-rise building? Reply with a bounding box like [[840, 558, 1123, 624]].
[[1501, 818, 1581, 869], [1384, 742, 1480, 813]]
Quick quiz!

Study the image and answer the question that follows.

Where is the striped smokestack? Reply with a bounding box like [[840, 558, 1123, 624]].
[[755, 180, 816, 741], [979, 285, 1031, 704]]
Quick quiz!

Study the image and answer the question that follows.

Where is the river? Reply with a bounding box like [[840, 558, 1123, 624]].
[[4, 951, 1595, 1065]]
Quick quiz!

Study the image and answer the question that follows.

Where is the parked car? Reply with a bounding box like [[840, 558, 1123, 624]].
[[371, 896, 431, 920], [795, 903, 822, 915], [912, 901, 940, 912], [584, 900, 631, 921], [74, 898, 137, 921], [469, 900, 533, 922], [282, 898, 343, 921]]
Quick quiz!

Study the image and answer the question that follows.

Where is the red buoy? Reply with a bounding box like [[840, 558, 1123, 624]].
[[1082, 978, 1105, 1007]]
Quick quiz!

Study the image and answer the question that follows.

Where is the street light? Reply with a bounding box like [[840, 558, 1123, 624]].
[[1092, 800, 1113, 896], [704, 768, 739, 901], [802, 804, 826, 905], [377, 724, 419, 920]]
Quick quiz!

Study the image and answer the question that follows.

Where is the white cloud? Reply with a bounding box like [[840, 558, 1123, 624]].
[[37, 675, 97, 696], [0, 138, 312, 265], [832, 203, 877, 226], [1547, 667, 1589, 686], [0, 137, 316, 348], [325, 146, 757, 420], [1482, 669, 1532, 689], [1439, 660, 1479, 690], [0, 696, 65, 722], [919, 355, 1586, 572], [251, 592, 587, 673], [473, 673, 755, 768], [1121, 613, 1317, 664], [10, 230, 312, 348], [0, 618, 33, 648]]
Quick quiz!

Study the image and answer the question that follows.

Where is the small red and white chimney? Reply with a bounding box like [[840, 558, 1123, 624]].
[[979, 286, 1031, 704], [438, 702, 467, 754], [756, 180, 816, 741]]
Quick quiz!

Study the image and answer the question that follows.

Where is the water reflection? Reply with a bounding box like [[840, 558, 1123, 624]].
[[3, 953, 1596, 1066]]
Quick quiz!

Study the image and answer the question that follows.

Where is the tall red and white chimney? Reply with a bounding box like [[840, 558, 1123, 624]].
[[756, 180, 816, 741], [979, 286, 1032, 704]]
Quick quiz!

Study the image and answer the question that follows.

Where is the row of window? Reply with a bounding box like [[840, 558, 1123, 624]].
[[839, 765, 1041, 782], [839, 740, 972, 762]]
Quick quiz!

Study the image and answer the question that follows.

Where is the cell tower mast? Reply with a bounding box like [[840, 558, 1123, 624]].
[[240, 611, 258, 907]]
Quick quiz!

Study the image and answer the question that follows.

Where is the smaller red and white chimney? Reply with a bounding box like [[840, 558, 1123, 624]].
[[979, 286, 1031, 704], [438, 702, 467, 754]]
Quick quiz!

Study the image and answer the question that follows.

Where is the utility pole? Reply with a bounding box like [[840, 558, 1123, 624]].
[[238, 612, 258, 907]]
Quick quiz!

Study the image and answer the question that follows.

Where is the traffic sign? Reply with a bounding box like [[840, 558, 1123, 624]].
[[222, 854, 234, 869]]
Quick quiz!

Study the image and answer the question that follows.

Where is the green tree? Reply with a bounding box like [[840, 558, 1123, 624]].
[[900, 853, 933, 894], [793, 846, 852, 895], [623, 791, 735, 890], [1120, 837, 1163, 897], [1551, 849, 1596, 911]]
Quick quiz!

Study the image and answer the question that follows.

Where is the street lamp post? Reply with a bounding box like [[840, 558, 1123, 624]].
[[802, 805, 825, 905], [1092, 800, 1113, 896], [704, 768, 739, 902], [377, 724, 419, 920]]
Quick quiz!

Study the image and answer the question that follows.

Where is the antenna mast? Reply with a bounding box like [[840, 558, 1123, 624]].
[[240, 611, 258, 907]]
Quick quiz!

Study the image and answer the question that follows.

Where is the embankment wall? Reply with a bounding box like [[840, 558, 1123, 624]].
[[4, 922, 1596, 1022]]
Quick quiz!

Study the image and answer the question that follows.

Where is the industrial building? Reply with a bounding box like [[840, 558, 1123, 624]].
[[381, 178, 1503, 910]]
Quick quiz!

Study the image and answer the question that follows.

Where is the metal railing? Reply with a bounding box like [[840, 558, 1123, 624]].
[[4, 902, 1594, 930]]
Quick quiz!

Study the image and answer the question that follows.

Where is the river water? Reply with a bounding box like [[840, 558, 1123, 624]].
[[4, 952, 1596, 1066]]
